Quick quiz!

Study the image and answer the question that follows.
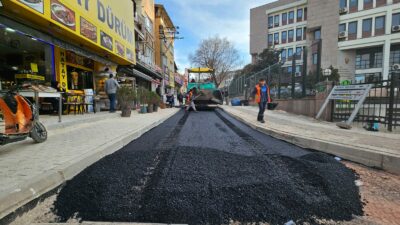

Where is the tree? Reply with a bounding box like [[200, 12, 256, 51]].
[[239, 48, 281, 77], [189, 36, 241, 87]]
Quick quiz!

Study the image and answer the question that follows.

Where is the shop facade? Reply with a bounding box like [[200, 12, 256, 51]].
[[0, 0, 136, 112]]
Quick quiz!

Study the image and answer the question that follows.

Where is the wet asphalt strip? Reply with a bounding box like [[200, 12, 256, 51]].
[[53, 109, 362, 225]]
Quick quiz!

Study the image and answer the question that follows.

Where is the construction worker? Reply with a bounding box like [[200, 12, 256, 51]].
[[250, 78, 271, 123], [185, 88, 198, 112]]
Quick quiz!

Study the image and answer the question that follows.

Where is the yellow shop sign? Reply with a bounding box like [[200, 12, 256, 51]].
[[7, 0, 136, 64]]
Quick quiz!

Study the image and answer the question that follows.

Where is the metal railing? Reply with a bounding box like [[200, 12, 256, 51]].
[[332, 72, 400, 132]]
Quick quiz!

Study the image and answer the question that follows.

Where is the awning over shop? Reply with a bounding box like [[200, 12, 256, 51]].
[[135, 62, 163, 80], [118, 67, 153, 82]]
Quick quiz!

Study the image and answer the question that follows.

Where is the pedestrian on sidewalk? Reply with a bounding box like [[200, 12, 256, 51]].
[[105, 73, 120, 113], [250, 78, 271, 123], [185, 88, 197, 112]]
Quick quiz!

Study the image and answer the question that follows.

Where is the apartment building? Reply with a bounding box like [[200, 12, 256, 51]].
[[250, 0, 400, 82], [155, 4, 176, 92]]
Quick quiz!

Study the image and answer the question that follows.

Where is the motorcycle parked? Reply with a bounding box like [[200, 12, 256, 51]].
[[0, 87, 47, 145]]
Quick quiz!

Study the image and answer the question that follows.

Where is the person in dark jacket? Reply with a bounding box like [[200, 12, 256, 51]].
[[250, 78, 271, 123]]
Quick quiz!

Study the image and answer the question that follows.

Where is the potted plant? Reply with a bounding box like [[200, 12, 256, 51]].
[[147, 91, 154, 113], [153, 93, 160, 112], [117, 86, 136, 117], [149, 92, 160, 112], [137, 87, 148, 114]]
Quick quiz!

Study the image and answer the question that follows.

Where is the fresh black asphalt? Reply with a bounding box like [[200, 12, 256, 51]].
[[53, 109, 363, 225]]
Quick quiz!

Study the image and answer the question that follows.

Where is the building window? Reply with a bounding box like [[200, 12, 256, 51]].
[[303, 27, 307, 40], [314, 29, 321, 40], [363, 0, 373, 10], [281, 49, 287, 62], [356, 48, 383, 69], [287, 66, 292, 73], [312, 53, 318, 65], [349, 0, 358, 13], [356, 53, 370, 69], [296, 47, 302, 59], [274, 33, 280, 44], [339, 23, 346, 32], [340, 0, 347, 8], [362, 18, 372, 38], [393, 13, 400, 29], [376, 0, 387, 7], [274, 15, 280, 27], [268, 16, 274, 28], [288, 48, 293, 60], [374, 52, 383, 68], [390, 45, 400, 65], [282, 31, 287, 43], [268, 34, 273, 46], [0, 26, 55, 90], [288, 30, 294, 42], [304, 8, 307, 20], [282, 13, 288, 26], [348, 21, 358, 40], [375, 16, 385, 36], [288, 11, 294, 24], [355, 73, 382, 83], [297, 9, 303, 22], [296, 28, 303, 41]]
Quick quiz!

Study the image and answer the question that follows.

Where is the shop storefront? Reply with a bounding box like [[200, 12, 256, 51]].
[[0, 22, 54, 91], [0, 0, 136, 114]]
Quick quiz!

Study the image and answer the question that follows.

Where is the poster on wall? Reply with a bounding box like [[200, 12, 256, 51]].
[[126, 49, 134, 62], [50, 0, 76, 30], [80, 17, 97, 42], [18, 0, 44, 14], [100, 31, 113, 51], [115, 41, 125, 57]]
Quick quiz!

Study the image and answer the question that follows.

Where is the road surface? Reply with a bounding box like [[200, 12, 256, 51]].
[[52, 109, 363, 225]]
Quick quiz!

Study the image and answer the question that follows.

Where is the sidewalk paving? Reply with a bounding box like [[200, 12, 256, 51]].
[[0, 108, 179, 220], [219, 105, 400, 174]]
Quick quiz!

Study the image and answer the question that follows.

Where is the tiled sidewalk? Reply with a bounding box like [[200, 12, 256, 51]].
[[0, 108, 179, 219], [220, 106, 400, 174]]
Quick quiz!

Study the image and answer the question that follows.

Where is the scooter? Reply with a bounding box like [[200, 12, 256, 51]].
[[0, 87, 47, 145]]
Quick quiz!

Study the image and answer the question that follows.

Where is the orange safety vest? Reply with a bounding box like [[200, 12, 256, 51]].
[[254, 84, 271, 104]]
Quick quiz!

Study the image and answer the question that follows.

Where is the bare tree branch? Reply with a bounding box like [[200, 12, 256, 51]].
[[189, 36, 241, 87]]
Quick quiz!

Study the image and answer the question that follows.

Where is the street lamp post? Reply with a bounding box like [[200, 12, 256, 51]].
[[323, 68, 332, 81]]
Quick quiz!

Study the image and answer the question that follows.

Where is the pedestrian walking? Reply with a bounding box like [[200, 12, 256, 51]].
[[185, 88, 197, 112], [105, 73, 120, 113], [250, 78, 271, 123]]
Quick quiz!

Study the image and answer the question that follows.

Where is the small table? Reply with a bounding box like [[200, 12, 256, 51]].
[[19, 91, 63, 123]]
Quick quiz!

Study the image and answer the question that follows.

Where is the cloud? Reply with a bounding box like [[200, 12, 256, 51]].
[[157, 0, 274, 71]]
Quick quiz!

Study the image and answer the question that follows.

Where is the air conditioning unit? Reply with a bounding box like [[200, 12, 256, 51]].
[[392, 25, 400, 32], [339, 7, 348, 14], [295, 72, 302, 77], [393, 64, 400, 71], [339, 31, 348, 38]]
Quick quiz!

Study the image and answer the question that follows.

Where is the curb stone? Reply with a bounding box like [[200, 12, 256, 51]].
[[218, 107, 400, 175], [0, 109, 179, 220]]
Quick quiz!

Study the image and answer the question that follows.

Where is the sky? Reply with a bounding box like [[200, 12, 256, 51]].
[[155, 0, 274, 72]]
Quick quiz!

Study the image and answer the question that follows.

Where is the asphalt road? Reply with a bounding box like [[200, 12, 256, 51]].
[[54, 109, 363, 225]]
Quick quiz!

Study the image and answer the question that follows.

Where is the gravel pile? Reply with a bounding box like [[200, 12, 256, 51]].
[[53, 111, 362, 225]]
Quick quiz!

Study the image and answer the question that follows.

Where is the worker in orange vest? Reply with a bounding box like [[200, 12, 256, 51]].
[[185, 88, 198, 112], [250, 78, 271, 123]]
